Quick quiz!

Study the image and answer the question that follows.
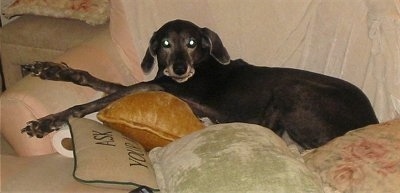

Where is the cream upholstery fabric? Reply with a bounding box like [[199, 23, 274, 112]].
[[0, 29, 137, 156], [1, 15, 108, 88]]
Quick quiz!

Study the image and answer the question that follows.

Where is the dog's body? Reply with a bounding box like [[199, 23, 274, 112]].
[[22, 20, 378, 149]]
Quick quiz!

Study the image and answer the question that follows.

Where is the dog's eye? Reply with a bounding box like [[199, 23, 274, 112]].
[[187, 38, 197, 48], [161, 38, 171, 48]]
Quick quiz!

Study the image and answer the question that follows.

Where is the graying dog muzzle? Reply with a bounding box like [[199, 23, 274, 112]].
[[163, 64, 195, 83]]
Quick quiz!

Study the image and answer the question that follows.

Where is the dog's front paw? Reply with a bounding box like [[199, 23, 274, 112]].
[[21, 116, 68, 138], [21, 61, 70, 80]]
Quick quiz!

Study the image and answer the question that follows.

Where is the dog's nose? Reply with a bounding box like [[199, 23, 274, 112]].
[[173, 64, 188, 75]]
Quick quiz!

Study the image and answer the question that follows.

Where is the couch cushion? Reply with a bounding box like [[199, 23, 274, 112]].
[[1, 151, 126, 192], [1, 15, 108, 87], [1, 15, 107, 52]]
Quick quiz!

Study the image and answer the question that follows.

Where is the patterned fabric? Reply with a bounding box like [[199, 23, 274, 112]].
[[3, 0, 109, 25], [304, 119, 400, 193]]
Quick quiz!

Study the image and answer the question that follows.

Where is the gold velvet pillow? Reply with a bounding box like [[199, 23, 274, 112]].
[[97, 91, 204, 151]]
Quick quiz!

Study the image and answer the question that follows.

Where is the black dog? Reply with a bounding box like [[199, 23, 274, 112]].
[[21, 19, 378, 149]]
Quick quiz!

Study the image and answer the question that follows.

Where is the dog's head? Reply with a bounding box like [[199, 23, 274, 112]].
[[141, 20, 230, 83]]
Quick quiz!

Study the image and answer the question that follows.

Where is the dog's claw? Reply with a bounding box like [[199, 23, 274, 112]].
[[21, 63, 34, 71], [21, 61, 70, 79], [21, 117, 68, 138], [21, 121, 45, 138], [21, 62, 41, 76]]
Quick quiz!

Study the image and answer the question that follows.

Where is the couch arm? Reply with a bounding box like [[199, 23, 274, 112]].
[[0, 28, 140, 156]]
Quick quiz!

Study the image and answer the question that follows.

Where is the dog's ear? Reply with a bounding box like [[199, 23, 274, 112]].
[[201, 28, 230, 65], [141, 33, 158, 73]]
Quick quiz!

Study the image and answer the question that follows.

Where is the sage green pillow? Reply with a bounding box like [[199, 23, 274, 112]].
[[149, 123, 324, 193]]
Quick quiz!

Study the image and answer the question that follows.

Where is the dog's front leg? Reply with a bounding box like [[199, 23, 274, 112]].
[[22, 61, 127, 94], [22, 83, 164, 138]]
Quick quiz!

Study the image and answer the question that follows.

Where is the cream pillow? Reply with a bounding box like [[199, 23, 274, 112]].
[[69, 118, 159, 191], [149, 123, 324, 193]]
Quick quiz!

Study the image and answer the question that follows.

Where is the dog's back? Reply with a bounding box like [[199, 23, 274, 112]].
[[152, 56, 378, 148], [140, 20, 378, 149]]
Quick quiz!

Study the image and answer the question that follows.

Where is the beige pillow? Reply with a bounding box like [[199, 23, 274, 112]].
[[304, 119, 400, 193], [97, 91, 204, 151], [69, 118, 159, 191], [149, 123, 324, 193], [3, 0, 109, 25]]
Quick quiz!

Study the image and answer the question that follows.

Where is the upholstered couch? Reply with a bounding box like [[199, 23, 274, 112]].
[[1, 0, 400, 192]]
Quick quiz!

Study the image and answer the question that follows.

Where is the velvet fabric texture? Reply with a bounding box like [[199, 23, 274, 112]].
[[97, 91, 204, 151]]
